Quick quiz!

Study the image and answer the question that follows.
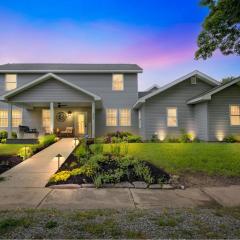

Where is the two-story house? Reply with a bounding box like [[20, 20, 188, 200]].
[[0, 63, 239, 142]]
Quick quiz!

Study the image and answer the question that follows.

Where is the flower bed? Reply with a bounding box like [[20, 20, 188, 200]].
[[46, 142, 171, 188]]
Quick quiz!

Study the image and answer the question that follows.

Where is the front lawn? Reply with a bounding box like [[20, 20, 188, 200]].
[[104, 143, 240, 177], [0, 144, 32, 156]]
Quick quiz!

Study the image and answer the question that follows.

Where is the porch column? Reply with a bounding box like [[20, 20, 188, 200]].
[[50, 102, 54, 134], [8, 103, 13, 139], [92, 101, 95, 138]]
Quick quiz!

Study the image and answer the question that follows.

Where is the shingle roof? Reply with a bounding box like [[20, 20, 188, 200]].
[[0, 63, 142, 72]]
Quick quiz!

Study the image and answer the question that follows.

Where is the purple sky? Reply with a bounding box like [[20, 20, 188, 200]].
[[0, 1, 239, 90]]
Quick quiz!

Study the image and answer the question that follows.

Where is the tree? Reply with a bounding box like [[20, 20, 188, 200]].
[[221, 76, 235, 84], [195, 0, 240, 60]]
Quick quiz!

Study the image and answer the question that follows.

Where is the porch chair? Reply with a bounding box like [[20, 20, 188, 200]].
[[60, 127, 73, 137]]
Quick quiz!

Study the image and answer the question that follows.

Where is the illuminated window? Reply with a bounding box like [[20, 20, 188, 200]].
[[119, 109, 131, 126], [42, 109, 51, 133], [12, 109, 22, 127], [112, 74, 124, 91], [138, 110, 141, 128], [106, 109, 118, 126], [230, 105, 240, 126], [5, 74, 17, 91], [0, 110, 8, 127], [167, 107, 178, 127]]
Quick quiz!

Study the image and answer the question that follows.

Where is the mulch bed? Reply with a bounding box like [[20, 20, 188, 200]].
[[0, 155, 22, 174], [46, 153, 170, 187]]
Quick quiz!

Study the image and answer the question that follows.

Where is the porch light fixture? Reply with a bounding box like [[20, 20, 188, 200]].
[[67, 111, 72, 117]]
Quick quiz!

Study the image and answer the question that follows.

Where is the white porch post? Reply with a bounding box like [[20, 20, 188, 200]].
[[92, 101, 95, 138], [50, 102, 54, 134], [8, 103, 13, 139]]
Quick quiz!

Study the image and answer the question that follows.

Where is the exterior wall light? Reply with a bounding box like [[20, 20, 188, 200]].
[[67, 111, 72, 117]]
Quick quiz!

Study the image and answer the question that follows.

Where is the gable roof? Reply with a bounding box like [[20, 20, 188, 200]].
[[0, 63, 143, 73], [133, 70, 220, 109], [187, 76, 240, 104], [1, 73, 101, 101], [138, 84, 160, 98]]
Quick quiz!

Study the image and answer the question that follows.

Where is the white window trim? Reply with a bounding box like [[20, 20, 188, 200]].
[[119, 108, 131, 127], [229, 105, 240, 126], [106, 108, 118, 126], [5, 74, 17, 91], [167, 107, 178, 127], [112, 74, 124, 91]]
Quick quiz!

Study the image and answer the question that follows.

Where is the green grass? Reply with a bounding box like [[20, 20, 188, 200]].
[[104, 143, 240, 176], [0, 144, 33, 156]]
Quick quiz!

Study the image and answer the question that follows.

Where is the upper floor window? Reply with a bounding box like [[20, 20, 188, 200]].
[[0, 110, 8, 127], [112, 74, 124, 91], [119, 108, 131, 126], [230, 105, 240, 126], [5, 74, 17, 91], [167, 107, 178, 127], [12, 109, 22, 127], [106, 108, 118, 126]]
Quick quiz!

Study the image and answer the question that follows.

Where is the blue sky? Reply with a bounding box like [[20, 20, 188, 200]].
[[0, 0, 239, 89]]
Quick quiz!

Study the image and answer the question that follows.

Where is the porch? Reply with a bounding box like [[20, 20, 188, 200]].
[[6, 101, 98, 141]]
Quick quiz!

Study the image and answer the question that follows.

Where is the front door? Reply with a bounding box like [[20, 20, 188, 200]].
[[75, 112, 87, 136]]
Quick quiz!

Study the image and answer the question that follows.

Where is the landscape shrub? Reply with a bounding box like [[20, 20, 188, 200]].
[[165, 136, 181, 143], [1, 139, 6, 144], [0, 130, 8, 140], [93, 174, 103, 188], [17, 146, 34, 160], [127, 135, 142, 143], [90, 143, 103, 154], [134, 162, 153, 184], [223, 135, 237, 143], [49, 171, 71, 183], [110, 143, 121, 156], [150, 134, 160, 143], [74, 144, 88, 159], [38, 134, 56, 148], [11, 132, 17, 139]]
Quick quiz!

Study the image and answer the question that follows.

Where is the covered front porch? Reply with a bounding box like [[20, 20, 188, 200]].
[[1, 73, 102, 142]]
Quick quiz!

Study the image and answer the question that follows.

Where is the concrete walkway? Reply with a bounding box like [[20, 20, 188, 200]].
[[0, 185, 240, 210], [0, 138, 76, 188]]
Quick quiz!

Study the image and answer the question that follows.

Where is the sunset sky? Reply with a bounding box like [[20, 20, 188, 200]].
[[0, 0, 239, 89]]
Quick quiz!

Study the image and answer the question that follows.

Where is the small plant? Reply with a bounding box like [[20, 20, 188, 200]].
[[127, 135, 142, 143], [69, 162, 78, 168], [93, 174, 103, 188], [110, 143, 121, 156], [121, 142, 129, 155], [166, 136, 181, 143], [17, 146, 33, 160], [11, 132, 17, 139], [1, 139, 6, 144], [180, 129, 192, 143], [90, 143, 103, 154], [45, 220, 58, 229], [134, 162, 153, 184], [49, 171, 71, 183], [151, 134, 160, 143], [38, 134, 56, 148], [223, 135, 237, 143], [74, 144, 88, 159], [0, 130, 8, 141]]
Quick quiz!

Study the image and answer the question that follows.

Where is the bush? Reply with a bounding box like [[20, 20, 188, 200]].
[[11, 132, 17, 139], [134, 162, 153, 184], [127, 135, 142, 143], [223, 135, 237, 143], [166, 137, 181, 143], [110, 143, 121, 156], [49, 171, 71, 183], [0, 130, 8, 140], [180, 129, 192, 143], [17, 146, 33, 160], [93, 174, 103, 188], [74, 145, 88, 159], [151, 134, 160, 143], [90, 144, 103, 154], [1, 139, 6, 144], [38, 134, 56, 147]]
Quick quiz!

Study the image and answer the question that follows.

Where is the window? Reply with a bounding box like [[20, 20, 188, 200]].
[[42, 109, 51, 133], [167, 107, 178, 127], [12, 109, 22, 127], [5, 74, 17, 91], [112, 74, 124, 91], [138, 110, 142, 128], [119, 109, 131, 126], [106, 109, 118, 126], [0, 110, 8, 127], [230, 105, 240, 126]]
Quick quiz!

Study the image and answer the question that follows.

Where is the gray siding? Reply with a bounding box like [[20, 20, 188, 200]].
[[0, 73, 139, 137], [194, 102, 208, 140], [208, 84, 240, 141], [142, 77, 213, 140]]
